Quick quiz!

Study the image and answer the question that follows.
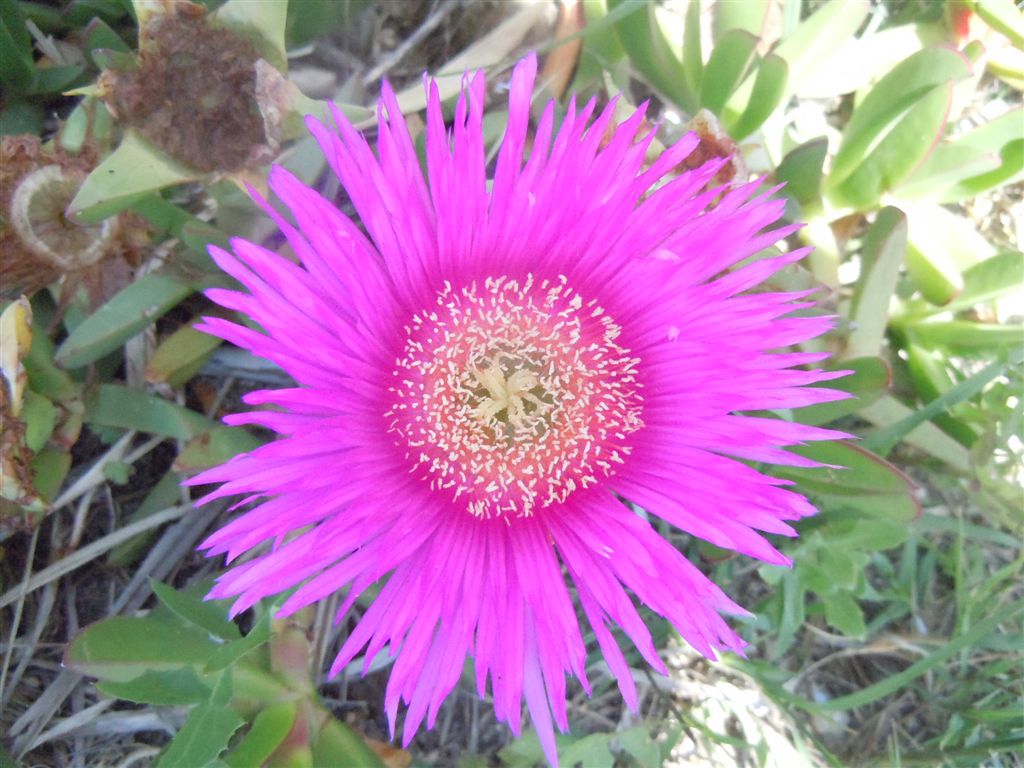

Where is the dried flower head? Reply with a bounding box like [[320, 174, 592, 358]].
[[190, 55, 847, 766]]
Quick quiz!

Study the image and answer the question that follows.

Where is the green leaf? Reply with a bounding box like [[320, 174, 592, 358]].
[[795, 356, 889, 426], [97, 667, 212, 705], [174, 425, 264, 473], [725, 52, 788, 140], [775, 138, 828, 208], [30, 447, 72, 502], [682, 0, 702, 98], [0, 0, 34, 93], [146, 322, 223, 387], [312, 712, 385, 768], [862, 346, 1024, 456], [845, 207, 907, 359], [64, 616, 219, 682], [616, 727, 661, 768], [823, 591, 867, 636], [831, 82, 961, 210], [938, 138, 1024, 203], [67, 130, 199, 224], [213, 0, 289, 73], [156, 684, 245, 768], [730, 0, 869, 109], [946, 250, 1024, 315], [559, 733, 615, 768], [205, 611, 271, 673], [778, 442, 920, 523], [223, 702, 297, 768], [152, 581, 241, 641], [27, 64, 86, 96], [973, 0, 1024, 49], [55, 272, 192, 368], [698, 29, 759, 116], [712, 0, 772, 40], [22, 389, 57, 452], [608, 0, 696, 113], [828, 47, 971, 190], [85, 383, 215, 440], [908, 321, 1024, 353]]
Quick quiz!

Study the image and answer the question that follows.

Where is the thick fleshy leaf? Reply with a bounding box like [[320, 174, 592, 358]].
[[213, 0, 289, 73], [775, 138, 828, 208], [67, 130, 199, 224], [828, 47, 971, 190], [796, 357, 889, 425], [699, 29, 759, 116], [146, 322, 223, 387], [845, 207, 907, 359], [174, 426, 265, 473], [84, 384, 215, 440], [56, 273, 192, 368], [725, 53, 788, 140], [607, 0, 695, 113], [778, 442, 920, 523]]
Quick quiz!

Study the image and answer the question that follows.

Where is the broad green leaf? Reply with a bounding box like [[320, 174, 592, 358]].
[[778, 442, 920, 524], [608, 0, 696, 113], [712, 0, 773, 40], [823, 591, 867, 636], [27, 64, 86, 96], [820, 515, 910, 551], [67, 130, 199, 224], [97, 667, 212, 706], [213, 0, 289, 73], [698, 29, 759, 116], [30, 447, 72, 502], [83, 17, 132, 69], [973, 0, 1024, 49], [775, 138, 828, 208], [223, 702, 297, 768], [146, 323, 223, 387], [55, 273, 192, 368], [844, 207, 907, 359], [156, 689, 245, 768], [858, 396, 969, 469], [830, 83, 959, 210], [174, 425, 264, 473], [85, 383, 215, 440], [65, 616, 219, 682], [152, 581, 241, 641], [828, 47, 971, 189], [795, 356, 889, 426], [725, 53, 788, 140]]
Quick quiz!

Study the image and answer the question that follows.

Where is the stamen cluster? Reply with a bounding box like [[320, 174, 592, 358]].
[[387, 274, 643, 518]]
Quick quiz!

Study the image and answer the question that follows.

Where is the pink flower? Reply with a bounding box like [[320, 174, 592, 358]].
[[189, 54, 847, 765]]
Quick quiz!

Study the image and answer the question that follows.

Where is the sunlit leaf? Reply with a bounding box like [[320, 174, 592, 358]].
[[223, 702, 297, 768], [795, 357, 889, 426], [845, 207, 907, 359], [775, 138, 828, 208], [174, 426, 264, 473], [725, 52, 787, 139], [146, 323, 223, 387], [699, 29, 759, 116]]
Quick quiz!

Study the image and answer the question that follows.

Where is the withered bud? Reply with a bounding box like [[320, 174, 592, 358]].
[[100, 2, 281, 173]]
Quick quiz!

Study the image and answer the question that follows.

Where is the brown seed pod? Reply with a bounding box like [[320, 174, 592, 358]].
[[100, 2, 278, 173]]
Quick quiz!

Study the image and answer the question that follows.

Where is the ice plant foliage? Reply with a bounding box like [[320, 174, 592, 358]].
[[190, 54, 847, 765]]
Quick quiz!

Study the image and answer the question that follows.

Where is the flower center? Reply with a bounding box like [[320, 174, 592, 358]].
[[386, 275, 643, 519]]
